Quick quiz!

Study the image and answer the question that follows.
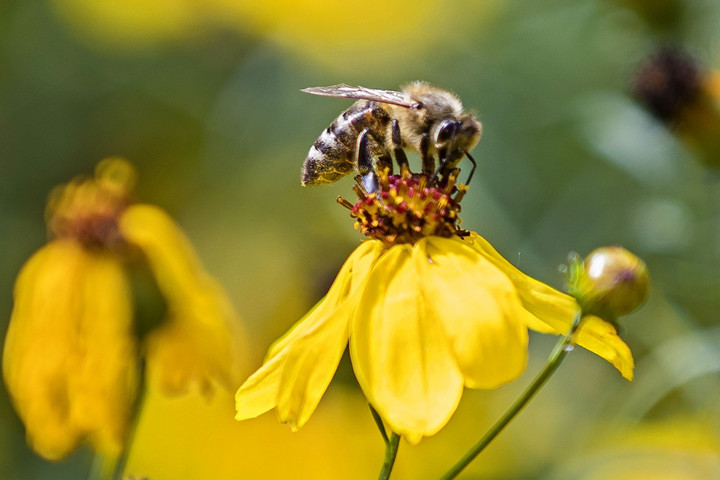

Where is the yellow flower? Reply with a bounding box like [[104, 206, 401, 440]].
[[236, 170, 634, 444], [3, 158, 245, 460]]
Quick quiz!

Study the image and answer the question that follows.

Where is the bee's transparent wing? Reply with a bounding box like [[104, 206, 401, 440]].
[[301, 84, 418, 108]]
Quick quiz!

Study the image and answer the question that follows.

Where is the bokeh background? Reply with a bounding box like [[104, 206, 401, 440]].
[[2, 0, 720, 478]]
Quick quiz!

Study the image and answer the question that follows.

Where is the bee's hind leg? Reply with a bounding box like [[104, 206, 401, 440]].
[[356, 129, 379, 194]]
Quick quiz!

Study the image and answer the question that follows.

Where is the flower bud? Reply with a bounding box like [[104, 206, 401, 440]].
[[569, 246, 650, 322]]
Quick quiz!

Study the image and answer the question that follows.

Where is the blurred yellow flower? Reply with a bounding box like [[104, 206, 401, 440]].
[[3, 239, 138, 461], [51, 0, 499, 73], [3, 158, 246, 460], [206, 0, 500, 71], [551, 416, 720, 480], [51, 0, 202, 50], [236, 171, 634, 444]]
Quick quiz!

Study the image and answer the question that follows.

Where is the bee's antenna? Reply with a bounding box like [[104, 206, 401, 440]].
[[463, 151, 477, 186]]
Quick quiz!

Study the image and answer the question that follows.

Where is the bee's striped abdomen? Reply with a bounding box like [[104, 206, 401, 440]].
[[302, 102, 391, 185]]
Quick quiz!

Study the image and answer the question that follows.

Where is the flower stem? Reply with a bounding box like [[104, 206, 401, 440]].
[[378, 432, 400, 480], [369, 404, 390, 445], [112, 359, 147, 480], [438, 314, 583, 480], [88, 452, 115, 480]]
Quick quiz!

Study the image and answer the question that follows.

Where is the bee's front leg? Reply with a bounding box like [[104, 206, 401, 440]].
[[434, 151, 449, 184], [420, 132, 435, 177], [356, 129, 379, 194]]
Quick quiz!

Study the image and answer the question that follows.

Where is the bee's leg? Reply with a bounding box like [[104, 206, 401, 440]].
[[356, 129, 379, 194], [378, 153, 393, 175], [391, 120, 409, 174], [434, 149, 449, 177], [365, 128, 392, 175], [420, 132, 435, 176]]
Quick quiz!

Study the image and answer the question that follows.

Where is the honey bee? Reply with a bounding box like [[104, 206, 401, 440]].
[[301, 82, 482, 191]]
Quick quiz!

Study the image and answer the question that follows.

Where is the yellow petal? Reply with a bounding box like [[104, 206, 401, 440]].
[[266, 240, 385, 359], [276, 302, 352, 429], [466, 233, 634, 379], [466, 232, 579, 329], [119, 204, 225, 306], [119, 204, 248, 395], [576, 315, 635, 381], [235, 353, 284, 421], [72, 247, 138, 457], [417, 237, 529, 389], [236, 241, 385, 427], [350, 245, 464, 444], [3, 240, 138, 460], [143, 304, 239, 396]]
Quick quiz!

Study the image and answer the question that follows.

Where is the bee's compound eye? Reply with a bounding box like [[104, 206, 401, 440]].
[[435, 120, 459, 144]]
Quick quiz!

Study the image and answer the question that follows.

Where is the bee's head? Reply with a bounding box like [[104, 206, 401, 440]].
[[433, 115, 482, 162]]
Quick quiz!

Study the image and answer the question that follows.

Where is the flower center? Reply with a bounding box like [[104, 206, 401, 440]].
[[339, 168, 468, 246], [46, 158, 136, 249]]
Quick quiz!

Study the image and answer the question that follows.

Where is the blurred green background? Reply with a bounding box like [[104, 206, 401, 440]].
[[2, 0, 720, 478]]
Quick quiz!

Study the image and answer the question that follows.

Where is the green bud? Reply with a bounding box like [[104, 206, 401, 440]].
[[568, 246, 650, 322]]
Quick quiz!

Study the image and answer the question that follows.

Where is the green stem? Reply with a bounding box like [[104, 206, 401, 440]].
[[378, 432, 401, 480], [369, 404, 390, 445], [438, 314, 583, 480], [88, 452, 115, 480], [112, 359, 148, 480]]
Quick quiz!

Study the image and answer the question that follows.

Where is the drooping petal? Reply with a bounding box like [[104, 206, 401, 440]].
[[466, 233, 634, 378], [350, 245, 464, 444], [236, 240, 385, 428], [465, 233, 579, 328], [3, 240, 138, 460], [575, 315, 634, 381], [120, 204, 248, 395], [417, 237, 529, 389]]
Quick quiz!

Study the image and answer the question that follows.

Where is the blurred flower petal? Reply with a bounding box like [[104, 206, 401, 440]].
[[3, 240, 137, 460], [120, 204, 248, 395]]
